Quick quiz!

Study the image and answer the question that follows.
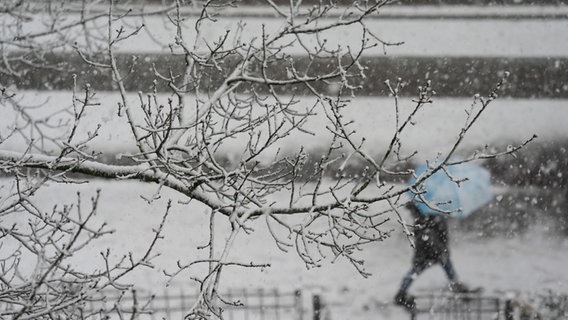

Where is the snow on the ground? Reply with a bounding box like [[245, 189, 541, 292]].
[[2, 90, 567, 320], [3, 90, 565, 318], [113, 16, 568, 57], [17, 7, 568, 57], [2, 91, 566, 162], [9, 179, 568, 320]]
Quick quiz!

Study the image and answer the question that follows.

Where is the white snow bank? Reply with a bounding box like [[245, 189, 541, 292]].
[[14, 9, 568, 57], [1, 91, 565, 162], [7, 179, 566, 320]]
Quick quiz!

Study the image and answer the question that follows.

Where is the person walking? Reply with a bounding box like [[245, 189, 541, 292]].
[[394, 201, 470, 310]]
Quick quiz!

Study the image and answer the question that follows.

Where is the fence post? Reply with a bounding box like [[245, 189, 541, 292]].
[[294, 290, 303, 320], [505, 300, 514, 320], [312, 294, 321, 320], [259, 288, 265, 320], [165, 288, 171, 319], [274, 288, 280, 320]]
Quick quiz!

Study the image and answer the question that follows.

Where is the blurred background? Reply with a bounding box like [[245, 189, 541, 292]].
[[2, 0, 568, 319]]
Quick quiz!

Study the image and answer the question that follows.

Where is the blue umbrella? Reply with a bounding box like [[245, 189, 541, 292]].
[[407, 161, 493, 218]]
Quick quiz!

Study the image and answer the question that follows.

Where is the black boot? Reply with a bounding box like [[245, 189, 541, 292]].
[[449, 281, 470, 293], [394, 291, 416, 311]]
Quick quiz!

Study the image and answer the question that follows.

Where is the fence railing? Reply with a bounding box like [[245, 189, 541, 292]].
[[82, 288, 567, 320], [411, 292, 502, 320], [83, 287, 325, 320], [411, 292, 568, 320]]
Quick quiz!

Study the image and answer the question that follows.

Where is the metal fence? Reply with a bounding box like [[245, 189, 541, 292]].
[[411, 292, 503, 320], [83, 288, 567, 320], [84, 287, 324, 320], [410, 292, 568, 320]]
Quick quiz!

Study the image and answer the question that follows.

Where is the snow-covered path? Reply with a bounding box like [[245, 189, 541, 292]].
[[8, 179, 566, 319], [14, 5, 568, 57], [2, 92, 566, 162]]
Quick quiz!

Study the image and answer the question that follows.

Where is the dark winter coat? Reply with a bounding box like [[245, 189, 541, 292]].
[[407, 203, 451, 270]]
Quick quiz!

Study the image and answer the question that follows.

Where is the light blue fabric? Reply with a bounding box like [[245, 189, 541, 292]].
[[408, 161, 493, 218]]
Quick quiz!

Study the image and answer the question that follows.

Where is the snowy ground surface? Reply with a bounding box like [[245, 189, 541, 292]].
[[112, 17, 568, 57], [7, 179, 567, 320], [16, 7, 568, 57], [2, 91, 566, 161]]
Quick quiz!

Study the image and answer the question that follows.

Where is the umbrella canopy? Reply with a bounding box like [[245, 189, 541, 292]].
[[408, 161, 493, 218]]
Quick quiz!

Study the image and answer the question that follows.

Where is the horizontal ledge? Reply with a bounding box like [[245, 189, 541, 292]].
[[6, 54, 568, 98], [24, 3, 568, 20]]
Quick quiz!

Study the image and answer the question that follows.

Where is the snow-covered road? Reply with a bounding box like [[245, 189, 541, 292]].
[[9, 179, 566, 320]]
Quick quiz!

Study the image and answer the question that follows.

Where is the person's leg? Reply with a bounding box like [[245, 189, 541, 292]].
[[441, 258, 458, 283], [441, 258, 470, 292], [399, 266, 421, 293], [395, 266, 424, 309]]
